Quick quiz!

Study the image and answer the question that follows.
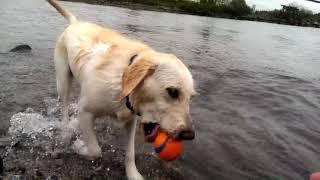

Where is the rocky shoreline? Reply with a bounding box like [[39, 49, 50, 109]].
[[0, 99, 185, 179]]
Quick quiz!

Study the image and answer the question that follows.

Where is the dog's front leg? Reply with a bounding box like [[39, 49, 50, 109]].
[[125, 116, 144, 180], [78, 110, 102, 158]]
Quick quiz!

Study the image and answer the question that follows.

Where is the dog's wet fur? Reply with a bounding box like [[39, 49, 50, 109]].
[[47, 0, 196, 179]]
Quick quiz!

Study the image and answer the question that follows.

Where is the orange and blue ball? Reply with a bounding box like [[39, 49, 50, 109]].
[[154, 132, 183, 161]]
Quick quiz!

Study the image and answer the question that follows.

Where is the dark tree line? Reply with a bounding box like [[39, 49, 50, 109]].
[[253, 4, 320, 27], [105, 0, 252, 16], [63, 0, 320, 27]]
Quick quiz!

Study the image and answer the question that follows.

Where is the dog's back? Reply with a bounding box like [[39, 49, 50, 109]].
[[47, 0, 150, 81]]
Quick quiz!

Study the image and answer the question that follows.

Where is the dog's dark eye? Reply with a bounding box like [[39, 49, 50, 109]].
[[166, 88, 179, 99]]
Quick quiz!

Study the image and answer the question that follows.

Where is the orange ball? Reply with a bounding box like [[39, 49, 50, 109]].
[[154, 132, 183, 161], [311, 172, 320, 180]]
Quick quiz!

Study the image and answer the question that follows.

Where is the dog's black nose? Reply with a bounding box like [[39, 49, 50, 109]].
[[177, 129, 195, 140]]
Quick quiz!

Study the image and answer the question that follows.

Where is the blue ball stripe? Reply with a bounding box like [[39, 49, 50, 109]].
[[155, 137, 169, 154]]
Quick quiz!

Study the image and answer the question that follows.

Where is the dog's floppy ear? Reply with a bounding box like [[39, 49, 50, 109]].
[[119, 58, 157, 100]]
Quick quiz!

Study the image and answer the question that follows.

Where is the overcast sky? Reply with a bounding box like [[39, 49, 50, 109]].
[[246, 0, 320, 13]]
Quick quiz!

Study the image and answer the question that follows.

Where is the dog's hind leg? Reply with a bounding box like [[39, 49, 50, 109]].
[[54, 38, 71, 124]]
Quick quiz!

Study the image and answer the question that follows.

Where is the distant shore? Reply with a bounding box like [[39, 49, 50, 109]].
[[61, 0, 320, 28]]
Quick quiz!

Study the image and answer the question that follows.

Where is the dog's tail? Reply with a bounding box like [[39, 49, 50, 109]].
[[47, 0, 77, 24]]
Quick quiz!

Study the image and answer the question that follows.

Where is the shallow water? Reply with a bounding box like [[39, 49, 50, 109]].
[[1, 0, 320, 179]]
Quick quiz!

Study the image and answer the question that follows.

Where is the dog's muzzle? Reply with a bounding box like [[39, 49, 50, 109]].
[[176, 129, 195, 140]]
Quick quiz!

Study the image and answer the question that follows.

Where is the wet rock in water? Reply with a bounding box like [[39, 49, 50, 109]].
[[0, 137, 11, 147], [25, 107, 34, 113], [34, 168, 44, 177], [49, 150, 63, 159], [10, 44, 32, 52], [0, 156, 3, 174], [94, 165, 103, 172], [8, 175, 24, 179], [46, 175, 59, 180], [7, 165, 26, 174], [54, 159, 64, 166]]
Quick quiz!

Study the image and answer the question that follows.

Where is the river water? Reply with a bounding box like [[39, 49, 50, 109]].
[[1, 0, 320, 179]]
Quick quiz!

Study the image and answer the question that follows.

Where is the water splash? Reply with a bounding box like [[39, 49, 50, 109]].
[[9, 109, 59, 138], [6, 98, 82, 153]]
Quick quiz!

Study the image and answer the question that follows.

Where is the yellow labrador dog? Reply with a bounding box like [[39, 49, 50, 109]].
[[47, 0, 196, 179]]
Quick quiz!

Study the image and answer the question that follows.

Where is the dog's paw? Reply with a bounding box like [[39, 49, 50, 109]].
[[126, 166, 144, 180], [68, 117, 80, 130], [87, 146, 102, 160], [127, 172, 144, 180], [72, 139, 102, 159], [72, 139, 89, 155]]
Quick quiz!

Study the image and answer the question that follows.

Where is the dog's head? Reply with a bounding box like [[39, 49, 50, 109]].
[[120, 50, 196, 142]]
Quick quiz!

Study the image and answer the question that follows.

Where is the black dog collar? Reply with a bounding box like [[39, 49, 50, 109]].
[[128, 54, 138, 65], [125, 54, 141, 116]]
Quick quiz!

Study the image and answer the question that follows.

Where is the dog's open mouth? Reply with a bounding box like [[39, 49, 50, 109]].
[[143, 123, 160, 142]]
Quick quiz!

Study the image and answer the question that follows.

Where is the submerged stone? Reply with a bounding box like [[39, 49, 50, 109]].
[[10, 44, 32, 52]]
